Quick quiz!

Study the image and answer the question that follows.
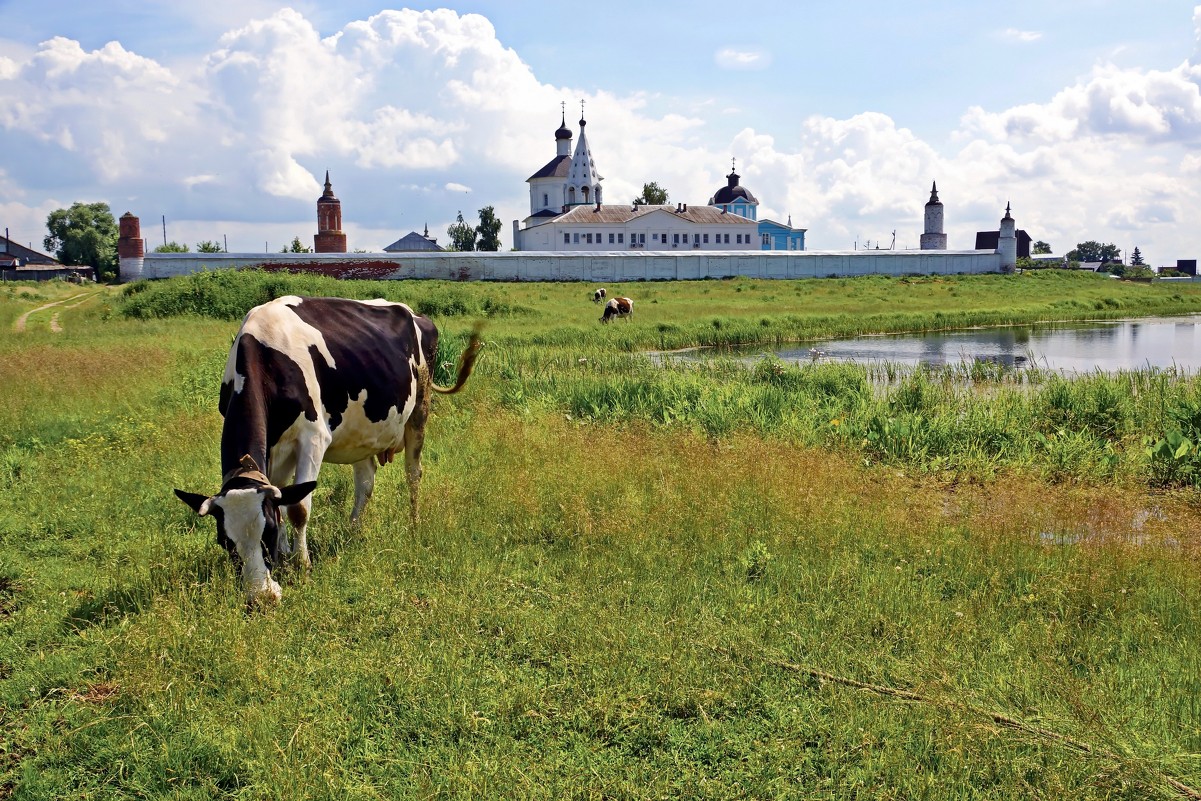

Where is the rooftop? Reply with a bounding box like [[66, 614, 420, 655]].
[[552, 204, 757, 225]]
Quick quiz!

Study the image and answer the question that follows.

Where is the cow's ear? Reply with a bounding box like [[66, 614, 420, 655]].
[[175, 489, 213, 516], [274, 481, 317, 507]]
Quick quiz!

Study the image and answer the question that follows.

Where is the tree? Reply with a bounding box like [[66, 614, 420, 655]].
[[281, 236, 311, 253], [446, 211, 477, 252], [1067, 241, 1121, 264], [43, 202, 118, 280], [196, 240, 223, 253], [155, 241, 189, 253], [1121, 265, 1154, 281], [475, 206, 502, 251], [632, 182, 669, 206], [1033, 240, 1052, 255], [1130, 247, 1145, 266]]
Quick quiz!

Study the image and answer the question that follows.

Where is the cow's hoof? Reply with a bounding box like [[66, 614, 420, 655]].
[[287, 554, 313, 576], [246, 580, 282, 610]]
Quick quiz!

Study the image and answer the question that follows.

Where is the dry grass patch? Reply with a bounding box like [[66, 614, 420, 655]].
[[946, 478, 1201, 553]]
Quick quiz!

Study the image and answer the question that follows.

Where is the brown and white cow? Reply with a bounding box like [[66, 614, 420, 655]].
[[174, 295, 482, 605], [592, 287, 607, 303], [600, 296, 633, 323]]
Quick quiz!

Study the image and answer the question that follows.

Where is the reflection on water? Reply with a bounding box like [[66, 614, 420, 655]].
[[717, 316, 1201, 373]]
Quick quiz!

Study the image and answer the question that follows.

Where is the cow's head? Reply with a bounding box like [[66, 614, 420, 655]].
[[174, 457, 315, 606]]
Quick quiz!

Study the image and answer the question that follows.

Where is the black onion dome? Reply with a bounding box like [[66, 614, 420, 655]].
[[555, 113, 571, 140], [709, 171, 758, 205]]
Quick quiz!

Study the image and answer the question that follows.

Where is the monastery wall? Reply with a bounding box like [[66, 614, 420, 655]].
[[128, 250, 1002, 283]]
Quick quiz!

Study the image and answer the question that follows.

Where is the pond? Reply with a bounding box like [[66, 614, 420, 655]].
[[685, 316, 1201, 373]]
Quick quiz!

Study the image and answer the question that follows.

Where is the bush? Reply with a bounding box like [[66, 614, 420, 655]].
[[1119, 266, 1155, 281]]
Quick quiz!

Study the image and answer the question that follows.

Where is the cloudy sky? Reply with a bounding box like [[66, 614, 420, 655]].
[[1, 1, 1200, 264]]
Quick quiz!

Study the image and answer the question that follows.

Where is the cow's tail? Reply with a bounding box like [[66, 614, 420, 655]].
[[431, 322, 485, 395]]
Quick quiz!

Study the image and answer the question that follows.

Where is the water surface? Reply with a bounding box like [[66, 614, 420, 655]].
[[697, 316, 1201, 373]]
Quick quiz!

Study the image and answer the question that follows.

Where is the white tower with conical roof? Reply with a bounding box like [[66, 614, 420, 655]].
[[564, 102, 602, 208], [997, 202, 1017, 273], [920, 181, 947, 250]]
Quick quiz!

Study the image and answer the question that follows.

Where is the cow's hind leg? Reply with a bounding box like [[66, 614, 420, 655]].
[[405, 363, 433, 527], [351, 457, 377, 522]]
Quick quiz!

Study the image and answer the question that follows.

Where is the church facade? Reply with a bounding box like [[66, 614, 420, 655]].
[[513, 111, 806, 252]]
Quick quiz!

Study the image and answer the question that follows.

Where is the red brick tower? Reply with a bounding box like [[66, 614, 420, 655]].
[[117, 211, 145, 282], [314, 171, 347, 253]]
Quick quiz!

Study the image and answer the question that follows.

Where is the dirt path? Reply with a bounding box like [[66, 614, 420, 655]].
[[12, 292, 96, 333]]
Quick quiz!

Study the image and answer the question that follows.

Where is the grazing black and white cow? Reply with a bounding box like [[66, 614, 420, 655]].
[[174, 295, 483, 605], [592, 287, 607, 303], [600, 296, 633, 323]]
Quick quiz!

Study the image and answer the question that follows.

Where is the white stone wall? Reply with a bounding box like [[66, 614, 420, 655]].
[[118, 256, 145, 282], [130, 250, 1003, 283], [528, 176, 563, 215], [920, 232, 948, 250]]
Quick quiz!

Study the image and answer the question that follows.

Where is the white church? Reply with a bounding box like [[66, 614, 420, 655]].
[[512, 109, 805, 252]]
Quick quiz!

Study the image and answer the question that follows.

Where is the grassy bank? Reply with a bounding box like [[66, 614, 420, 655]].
[[114, 271, 1201, 487], [0, 272, 1199, 798], [118, 267, 1201, 350]]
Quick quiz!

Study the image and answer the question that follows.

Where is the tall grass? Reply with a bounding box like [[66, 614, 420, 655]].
[[1, 271, 1200, 798], [499, 354, 1201, 486], [2, 403, 1198, 798]]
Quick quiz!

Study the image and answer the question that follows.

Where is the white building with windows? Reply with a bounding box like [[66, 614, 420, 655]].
[[515, 202, 760, 251], [513, 112, 784, 252]]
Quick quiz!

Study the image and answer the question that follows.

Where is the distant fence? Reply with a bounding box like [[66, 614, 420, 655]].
[[1, 267, 95, 282], [125, 250, 1004, 283]]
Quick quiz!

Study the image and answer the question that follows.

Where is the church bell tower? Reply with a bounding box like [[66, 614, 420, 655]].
[[314, 171, 347, 253], [920, 181, 947, 250]]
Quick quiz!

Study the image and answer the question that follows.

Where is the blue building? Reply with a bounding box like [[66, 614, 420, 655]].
[[707, 162, 805, 251], [758, 217, 806, 251]]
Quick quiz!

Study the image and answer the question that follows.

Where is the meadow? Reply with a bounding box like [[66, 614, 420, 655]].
[[1, 270, 1200, 799]]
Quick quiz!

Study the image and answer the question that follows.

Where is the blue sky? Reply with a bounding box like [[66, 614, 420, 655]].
[[1, 1, 1199, 262]]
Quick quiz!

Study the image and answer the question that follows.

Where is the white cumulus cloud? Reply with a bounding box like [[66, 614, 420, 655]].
[[1000, 28, 1043, 43], [715, 48, 770, 70], [0, 5, 1199, 261], [960, 60, 1201, 143]]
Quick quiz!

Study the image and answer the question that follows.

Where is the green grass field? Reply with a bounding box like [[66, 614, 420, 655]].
[[2, 271, 1200, 799]]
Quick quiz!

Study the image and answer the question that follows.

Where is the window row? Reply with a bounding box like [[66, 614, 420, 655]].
[[761, 234, 803, 249], [560, 231, 756, 245], [564, 232, 636, 244]]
